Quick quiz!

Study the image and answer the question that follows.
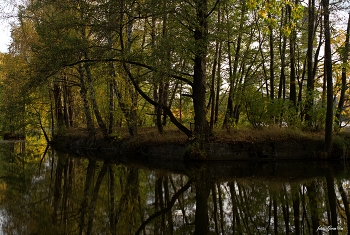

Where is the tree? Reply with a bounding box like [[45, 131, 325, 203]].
[[323, 0, 333, 154], [335, 12, 350, 131], [305, 0, 316, 125], [192, 0, 211, 138], [223, 0, 247, 128], [289, 1, 298, 108]]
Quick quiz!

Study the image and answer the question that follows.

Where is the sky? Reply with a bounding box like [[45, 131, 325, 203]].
[[0, 25, 11, 53], [0, 0, 18, 53]]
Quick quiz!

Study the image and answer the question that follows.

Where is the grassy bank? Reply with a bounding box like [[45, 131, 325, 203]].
[[51, 126, 350, 160], [55, 126, 327, 146]]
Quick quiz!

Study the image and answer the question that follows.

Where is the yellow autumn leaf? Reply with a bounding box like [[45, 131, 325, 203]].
[[258, 9, 267, 18]]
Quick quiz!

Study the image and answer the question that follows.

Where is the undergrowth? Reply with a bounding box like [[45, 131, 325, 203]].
[[58, 125, 325, 145]]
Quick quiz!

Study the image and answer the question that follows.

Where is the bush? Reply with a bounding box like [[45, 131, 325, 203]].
[[242, 88, 301, 128]]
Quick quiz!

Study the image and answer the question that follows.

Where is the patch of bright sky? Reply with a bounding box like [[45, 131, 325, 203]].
[[0, 25, 12, 53], [0, 0, 20, 53]]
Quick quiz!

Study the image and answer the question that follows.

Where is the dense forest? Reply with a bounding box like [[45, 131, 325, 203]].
[[0, 0, 350, 151]]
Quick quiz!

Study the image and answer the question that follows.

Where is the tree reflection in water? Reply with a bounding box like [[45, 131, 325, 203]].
[[0, 142, 349, 234]]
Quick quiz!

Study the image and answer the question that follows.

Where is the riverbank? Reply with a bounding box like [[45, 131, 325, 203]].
[[51, 127, 350, 161]]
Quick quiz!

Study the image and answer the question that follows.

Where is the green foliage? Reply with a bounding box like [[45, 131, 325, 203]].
[[243, 89, 269, 128], [303, 89, 328, 130], [304, 103, 327, 131], [242, 87, 305, 129]]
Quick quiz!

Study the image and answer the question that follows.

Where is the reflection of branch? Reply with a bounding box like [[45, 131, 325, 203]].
[[38, 144, 49, 175], [79, 160, 96, 235], [135, 178, 193, 235], [170, 176, 190, 225], [338, 180, 350, 233], [87, 160, 110, 235], [341, 120, 350, 128]]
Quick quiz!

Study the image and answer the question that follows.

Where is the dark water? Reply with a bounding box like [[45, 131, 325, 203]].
[[0, 140, 349, 234]]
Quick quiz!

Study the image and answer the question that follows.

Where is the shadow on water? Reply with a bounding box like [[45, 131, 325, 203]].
[[0, 141, 349, 234]]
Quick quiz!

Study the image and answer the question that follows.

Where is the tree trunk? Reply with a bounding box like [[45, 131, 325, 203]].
[[77, 63, 95, 137], [266, 197, 272, 234], [163, 176, 174, 235], [323, 0, 333, 154], [51, 156, 65, 224], [305, 0, 316, 124], [108, 71, 115, 135], [338, 180, 350, 233], [278, 7, 287, 100], [108, 166, 116, 235], [210, 35, 219, 129], [282, 187, 290, 234], [217, 184, 225, 234], [229, 181, 241, 234], [194, 170, 210, 235], [307, 180, 320, 235], [335, 13, 350, 131], [118, 6, 139, 137], [268, 0, 275, 100], [273, 197, 278, 235], [325, 168, 338, 235], [154, 175, 163, 235], [215, 41, 222, 124], [150, 11, 164, 134], [53, 81, 65, 130], [156, 82, 164, 134], [62, 74, 72, 129], [117, 168, 140, 234], [84, 62, 108, 138], [79, 159, 96, 235], [289, 2, 297, 108], [223, 0, 246, 128], [212, 184, 219, 234], [62, 158, 73, 232], [192, 0, 210, 138], [162, 82, 170, 126], [292, 185, 300, 235], [87, 160, 109, 235]]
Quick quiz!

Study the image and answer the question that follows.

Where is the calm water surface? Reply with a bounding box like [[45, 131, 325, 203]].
[[0, 140, 349, 234]]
